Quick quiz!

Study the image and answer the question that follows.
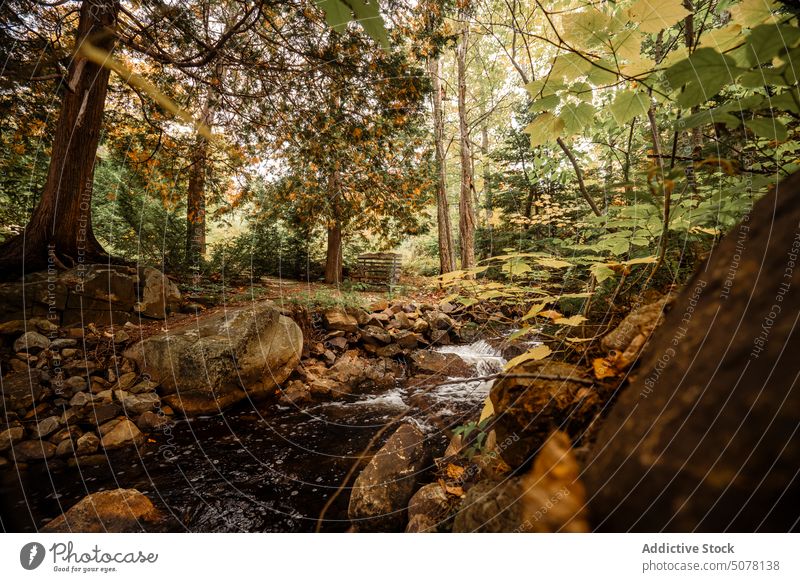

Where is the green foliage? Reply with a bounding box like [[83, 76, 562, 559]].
[[453, 418, 493, 459]]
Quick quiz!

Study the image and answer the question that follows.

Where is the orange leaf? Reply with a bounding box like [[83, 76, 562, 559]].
[[539, 309, 563, 320], [593, 357, 617, 380]]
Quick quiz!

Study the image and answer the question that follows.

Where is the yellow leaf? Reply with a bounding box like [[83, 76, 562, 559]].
[[730, 0, 778, 27], [535, 257, 573, 269], [554, 315, 588, 326], [504, 345, 552, 370], [593, 357, 618, 380], [627, 0, 691, 34], [539, 309, 563, 320], [479, 396, 494, 422], [446, 463, 466, 480]]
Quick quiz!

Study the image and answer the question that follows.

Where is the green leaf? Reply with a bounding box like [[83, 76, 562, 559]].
[[525, 79, 565, 98], [744, 23, 800, 66], [610, 90, 650, 124], [665, 47, 740, 87], [587, 59, 619, 85], [524, 113, 565, 147], [530, 94, 561, 113], [560, 102, 595, 135], [536, 257, 573, 269], [502, 259, 533, 275], [745, 118, 788, 141], [318, 0, 389, 48], [562, 8, 612, 47], [550, 53, 592, 81], [738, 67, 791, 87], [590, 263, 616, 283], [318, 0, 351, 31], [677, 109, 741, 129], [627, 0, 692, 34]]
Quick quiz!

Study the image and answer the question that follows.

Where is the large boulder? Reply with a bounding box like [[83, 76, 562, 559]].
[[349, 423, 431, 531], [100, 419, 145, 450], [125, 302, 302, 416], [42, 489, 164, 532], [584, 173, 800, 532], [489, 360, 597, 469]]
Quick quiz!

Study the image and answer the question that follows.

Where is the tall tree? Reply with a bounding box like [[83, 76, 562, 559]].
[[456, 1, 476, 269], [427, 56, 456, 274]]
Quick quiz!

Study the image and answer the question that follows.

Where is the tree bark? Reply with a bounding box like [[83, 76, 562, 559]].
[[186, 98, 212, 270], [456, 14, 476, 270], [428, 56, 456, 274], [556, 137, 601, 216], [0, 0, 119, 277], [324, 169, 343, 284]]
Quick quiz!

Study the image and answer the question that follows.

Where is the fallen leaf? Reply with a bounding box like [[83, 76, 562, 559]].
[[539, 309, 563, 320], [593, 357, 617, 380], [446, 463, 466, 480], [554, 315, 588, 326], [504, 344, 552, 370]]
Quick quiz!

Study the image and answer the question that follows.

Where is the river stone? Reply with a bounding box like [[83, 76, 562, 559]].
[[13, 440, 57, 461], [42, 489, 164, 532], [425, 311, 455, 331], [76, 432, 100, 455], [124, 301, 302, 416], [31, 416, 62, 438], [119, 392, 160, 415], [13, 331, 51, 353], [0, 425, 24, 451], [409, 350, 471, 377], [348, 423, 431, 531], [405, 483, 454, 533], [323, 308, 358, 333], [100, 419, 144, 450], [1, 370, 44, 411], [489, 360, 598, 470], [136, 411, 172, 431]]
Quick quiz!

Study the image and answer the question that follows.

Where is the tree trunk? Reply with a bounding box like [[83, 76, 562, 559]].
[[324, 169, 343, 284], [585, 170, 800, 531], [428, 56, 456, 274], [456, 15, 476, 270], [186, 99, 212, 271], [556, 138, 601, 216], [0, 0, 119, 277], [324, 223, 343, 285]]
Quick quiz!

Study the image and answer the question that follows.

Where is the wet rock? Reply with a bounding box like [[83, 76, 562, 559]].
[[69, 391, 93, 407], [360, 325, 391, 345], [119, 392, 160, 415], [55, 439, 74, 457], [64, 376, 87, 393], [489, 360, 597, 469], [425, 311, 455, 331], [427, 329, 452, 346], [405, 483, 454, 532], [31, 416, 62, 438], [113, 330, 130, 344], [349, 423, 431, 531], [409, 350, 471, 377], [393, 312, 412, 329], [323, 308, 358, 333], [136, 411, 172, 431], [75, 432, 100, 455], [13, 440, 57, 461], [82, 403, 122, 425], [42, 489, 164, 532], [125, 301, 302, 416], [13, 331, 51, 353], [279, 380, 312, 405], [115, 371, 138, 390], [326, 352, 396, 392], [0, 425, 24, 451], [49, 425, 82, 444], [100, 419, 144, 450]]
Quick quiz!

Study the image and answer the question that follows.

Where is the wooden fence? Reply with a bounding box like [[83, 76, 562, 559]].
[[350, 252, 402, 286]]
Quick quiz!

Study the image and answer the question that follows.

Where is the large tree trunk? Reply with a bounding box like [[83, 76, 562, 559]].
[[324, 170, 343, 284], [456, 15, 476, 270], [428, 56, 456, 274], [0, 0, 119, 278], [186, 100, 212, 271], [585, 171, 800, 531]]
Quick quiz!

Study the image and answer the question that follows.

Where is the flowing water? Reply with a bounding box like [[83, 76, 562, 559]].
[[0, 340, 507, 533]]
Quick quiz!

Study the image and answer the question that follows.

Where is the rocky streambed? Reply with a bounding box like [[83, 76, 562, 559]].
[[0, 295, 523, 532]]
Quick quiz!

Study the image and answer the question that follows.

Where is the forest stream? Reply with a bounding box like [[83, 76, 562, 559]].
[[0, 339, 507, 532]]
